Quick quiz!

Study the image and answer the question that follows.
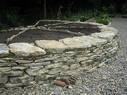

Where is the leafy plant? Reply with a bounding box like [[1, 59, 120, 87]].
[[63, 10, 95, 22], [96, 14, 111, 25], [95, 7, 111, 25]]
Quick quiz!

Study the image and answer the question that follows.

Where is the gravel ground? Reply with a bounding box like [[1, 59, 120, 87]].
[[0, 18, 127, 95]]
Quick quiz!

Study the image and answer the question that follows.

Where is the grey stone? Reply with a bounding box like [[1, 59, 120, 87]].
[[22, 61, 51, 67], [5, 83, 24, 87], [70, 64, 80, 70], [9, 77, 22, 84], [76, 57, 88, 62], [48, 68, 61, 75], [35, 58, 56, 62], [0, 44, 9, 57], [0, 75, 8, 83], [45, 63, 63, 69], [11, 66, 27, 70], [61, 65, 69, 70], [60, 70, 79, 76], [26, 68, 40, 76], [26, 67, 48, 76], [18, 75, 34, 84], [0, 67, 11, 72], [0, 59, 7, 63], [9, 43, 46, 57], [8, 71, 23, 77], [15, 60, 33, 64], [1, 62, 17, 67]]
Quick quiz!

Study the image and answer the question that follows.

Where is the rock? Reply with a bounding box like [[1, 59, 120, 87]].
[[61, 65, 69, 70], [22, 62, 51, 67], [18, 75, 34, 84], [76, 57, 88, 62], [0, 61, 17, 67], [35, 57, 57, 63], [35, 40, 67, 52], [99, 25, 118, 33], [45, 63, 63, 69], [9, 77, 22, 84], [59, 36, 91, 49], [91, 32, 117, 40], [26, 68, 40, 76], [54, 80, 66, 87], [0, 67, 11, 72], [9, 43, 46, 57], [15, 60, 33, 64], [48, 68, 61, 75], [5, 83, 24, 87], [11, 66, 26, 70], [26, 68, 48, 76], [8, 71, 23, 77], [60, 36, 107, 48], [0, 44, 9, 57], [0, 75, 8, 83], [70, 64, 80, 70]]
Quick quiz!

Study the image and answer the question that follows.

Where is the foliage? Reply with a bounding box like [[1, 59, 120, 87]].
[[96, 14, 111, 25], [95, 7, 111, 25], [63, 10, 95, 22]]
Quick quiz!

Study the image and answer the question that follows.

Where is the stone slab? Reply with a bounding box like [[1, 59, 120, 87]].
[[9, 43, 46, 57], [0, 44, 9, 57]]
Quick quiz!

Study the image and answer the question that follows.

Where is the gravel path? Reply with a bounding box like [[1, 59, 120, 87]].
[[0, 18, 127, 95]]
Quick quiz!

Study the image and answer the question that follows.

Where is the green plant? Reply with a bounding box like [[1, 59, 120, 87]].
[[96, 14, 111, 25], [63, 10, 95, 22], [95, 7, 111, 25]]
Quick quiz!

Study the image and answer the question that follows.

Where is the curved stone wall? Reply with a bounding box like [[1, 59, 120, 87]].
[[0, 21, 119, 87]]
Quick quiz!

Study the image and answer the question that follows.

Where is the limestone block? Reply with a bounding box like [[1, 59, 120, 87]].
[[45, 63, 63, 69], [35, 40, 67, 52], [91, 32, 117, 40], [26, 68, 49, 76], [60, 36, 107, 48], [99, 25, 118, 33], [0, 75, 8, 84], [70, 64, 80, 70], [59, 36, 92, 48], [9, 43, 46, 57], [7, 71, 23, 77], [48, 68, 61, 75], [0, 44, 9, 57]]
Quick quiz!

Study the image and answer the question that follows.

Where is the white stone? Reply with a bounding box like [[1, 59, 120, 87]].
[[35, 40, 67, 49], [60, 36, 107, 48], [0, 44, 9, 57], [59, 36, 92, 48], [81, 36, 107, 46], [91, 31, 117, 40], [99, 25, 118, 33], [9, 43, 46, 57]]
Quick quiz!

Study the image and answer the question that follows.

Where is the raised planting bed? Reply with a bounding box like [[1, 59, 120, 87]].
[[0, 20, 119, 87]]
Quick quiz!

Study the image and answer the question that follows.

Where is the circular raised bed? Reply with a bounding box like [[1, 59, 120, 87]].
[[0, 20, 119, 87]]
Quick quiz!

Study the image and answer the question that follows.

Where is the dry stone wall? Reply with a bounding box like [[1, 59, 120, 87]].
[[0, 21, 119, 87]]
